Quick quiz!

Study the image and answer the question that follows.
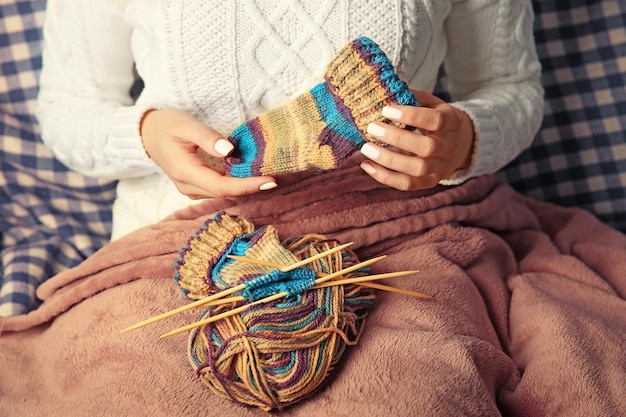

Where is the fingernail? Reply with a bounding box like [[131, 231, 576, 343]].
[[259, 181, 278, 191], [360, 161, 376, 175], [360, 143, 380, 160], [214, 139, 234, 156], [366, 122, 386, 138], [382, 106, 402, 120]]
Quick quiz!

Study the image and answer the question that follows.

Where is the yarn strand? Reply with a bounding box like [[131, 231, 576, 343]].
[[148, 213, 429, 411]]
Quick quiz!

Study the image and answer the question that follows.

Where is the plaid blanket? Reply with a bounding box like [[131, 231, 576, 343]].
[[0, 0, 116, 316], [498, 0, 626, 230], [0, 0, 625, 316]]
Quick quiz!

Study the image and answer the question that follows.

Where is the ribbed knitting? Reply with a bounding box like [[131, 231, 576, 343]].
[[174, 212, 257, 300]]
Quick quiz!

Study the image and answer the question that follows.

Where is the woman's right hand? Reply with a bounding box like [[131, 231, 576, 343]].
[[140, 109, 277, 199]]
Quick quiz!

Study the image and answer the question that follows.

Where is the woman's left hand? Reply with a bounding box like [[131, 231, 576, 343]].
[[359, 90, 475, 191]]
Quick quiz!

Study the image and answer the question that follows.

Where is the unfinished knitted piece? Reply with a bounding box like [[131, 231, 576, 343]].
[[225, 36, 418, 177], [174, 212, 256, 300], [174, 213, 375, 411], [174, 211, 317, 301]]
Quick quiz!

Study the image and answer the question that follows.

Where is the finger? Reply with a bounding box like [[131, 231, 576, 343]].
[[359, 160, 440, 191], [361, 142, 446, 178], [175, 114, 235, 159], [170, 157, 277, 198], [175, 181, 221, 200], [366, 122, 443, 158], [211, 175, 278, 197], [382, 105, 444, 132], [193, 127, 235, 159], [177, 174, 278, 199]]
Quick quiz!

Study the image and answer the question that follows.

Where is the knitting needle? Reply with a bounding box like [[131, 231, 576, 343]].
[[159, 255, 386, 338], [313, 271, 430, 298], [120, 242, 353, 333], [349, 281, 432, 299], [226, 256, 431, 299], [188, 270, 428, 310], [230, 241, 353, 271]]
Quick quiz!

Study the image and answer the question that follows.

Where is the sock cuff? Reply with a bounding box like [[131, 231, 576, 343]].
[[174, 212, 256, 300], [324, 36, 418, 138], [174, 212, 303, 300]]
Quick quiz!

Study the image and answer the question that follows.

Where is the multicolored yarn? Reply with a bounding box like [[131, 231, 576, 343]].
[[225, 36, 418, 178], [174, 212, 375, 411], [174, 212, 257, 300]]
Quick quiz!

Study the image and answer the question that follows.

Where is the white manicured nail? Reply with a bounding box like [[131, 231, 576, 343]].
[[214, 139, 234, 156], [360, 143, 380, 160], [382, 106, 402, 120], [366, 122, 386, 138], [360, 161, 377, 175], [259, 182, 278, 191]]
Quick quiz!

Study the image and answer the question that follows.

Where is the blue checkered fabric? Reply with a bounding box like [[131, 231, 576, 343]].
[[0, 0, 116, 316], [497, 0, 626, 231]]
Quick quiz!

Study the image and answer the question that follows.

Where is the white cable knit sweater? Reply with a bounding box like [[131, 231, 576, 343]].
[[37, 0, 543, 240]]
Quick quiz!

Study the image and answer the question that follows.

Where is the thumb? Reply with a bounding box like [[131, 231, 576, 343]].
[[192, 124, 235, 158], [181, 116, 235, 159]]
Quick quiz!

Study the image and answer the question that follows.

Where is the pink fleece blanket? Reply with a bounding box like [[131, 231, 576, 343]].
[[1, 163, 625, 417]]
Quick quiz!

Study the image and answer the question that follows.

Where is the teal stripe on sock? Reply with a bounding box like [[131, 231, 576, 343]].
[[310, 83, 364, 147], [228, 123, 257, 178]]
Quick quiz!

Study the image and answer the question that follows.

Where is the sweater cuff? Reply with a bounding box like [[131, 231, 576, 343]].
[[108, 106, 163, 174], [439, 100, 499, 185]]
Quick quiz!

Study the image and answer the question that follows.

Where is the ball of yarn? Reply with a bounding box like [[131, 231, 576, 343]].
[[175, 213, 374, 411]]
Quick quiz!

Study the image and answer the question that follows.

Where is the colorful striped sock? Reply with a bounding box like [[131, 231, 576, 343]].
[[225, 36, 418, 178]]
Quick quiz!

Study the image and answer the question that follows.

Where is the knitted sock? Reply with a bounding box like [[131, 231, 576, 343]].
[[225, 36, 418, 178], [174, 211, 308, 301]]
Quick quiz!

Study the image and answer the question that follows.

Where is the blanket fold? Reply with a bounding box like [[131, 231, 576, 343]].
[[1, 164, 625, 417]]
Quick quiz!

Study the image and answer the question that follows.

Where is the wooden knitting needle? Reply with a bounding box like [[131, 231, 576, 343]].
[[120, 242, 354, 333], [229, 241, 353, 272], [313, 271, 430, 298], [186, 270, 428, 310], [227, 256, 432, 299], [348, 281, 432, 299], [159, 255, 386, 338]]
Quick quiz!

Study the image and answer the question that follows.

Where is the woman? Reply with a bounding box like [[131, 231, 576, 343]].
[[36, 0, 542, 239]]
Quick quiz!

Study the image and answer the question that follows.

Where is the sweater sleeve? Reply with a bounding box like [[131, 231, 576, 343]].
[[441, 0, 544, 184], [36, 0, 159, 179]]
